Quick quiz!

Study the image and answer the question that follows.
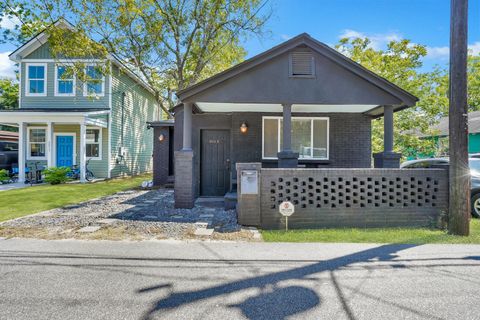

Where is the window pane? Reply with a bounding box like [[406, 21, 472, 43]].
[[313, 119, 328, 158], [86, 82, 102, 94], [291, 119, 312, 159], [263, 119, 278, 158], [86, 144, 99, 157], [29, 129, 46, 143], [29, 66, 44, 79], [30, 143, 45, 157], [58, 80, 73, 94], [29, 80, 45, 94], [86, 129, 99, 143]]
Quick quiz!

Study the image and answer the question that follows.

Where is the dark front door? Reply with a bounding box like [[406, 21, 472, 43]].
[[201, 130, 230, 196]]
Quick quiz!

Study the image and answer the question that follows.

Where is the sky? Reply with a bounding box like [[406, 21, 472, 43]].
[[0, 0, 479, 79]]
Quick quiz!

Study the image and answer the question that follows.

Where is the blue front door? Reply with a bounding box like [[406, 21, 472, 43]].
[[56, 136, 74, 167]]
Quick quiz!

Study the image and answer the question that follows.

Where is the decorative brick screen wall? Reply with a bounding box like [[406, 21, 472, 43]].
[[237, 164, 448, 229]]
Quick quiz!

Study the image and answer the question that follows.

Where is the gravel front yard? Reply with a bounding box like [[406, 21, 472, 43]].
[[0, 188, 259, 241]]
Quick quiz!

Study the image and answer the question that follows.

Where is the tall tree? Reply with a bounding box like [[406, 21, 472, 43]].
[[0, 79, 19, 109], [336, 37, 448, 159], [1, 0, 270, 116]]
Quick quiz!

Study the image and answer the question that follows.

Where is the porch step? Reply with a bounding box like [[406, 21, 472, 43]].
[[224, 192, 237, 210], [195, 197, 224, 208]]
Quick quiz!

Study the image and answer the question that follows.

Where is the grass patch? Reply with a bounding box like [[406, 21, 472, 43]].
[[0, 174, 151, 222], [261, 219, 480, 244]]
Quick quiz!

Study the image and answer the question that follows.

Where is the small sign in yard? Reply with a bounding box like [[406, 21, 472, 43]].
[[279, 201, 294, 231]]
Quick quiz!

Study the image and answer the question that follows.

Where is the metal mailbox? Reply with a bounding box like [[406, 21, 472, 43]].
[[241, 170, 258, 194]]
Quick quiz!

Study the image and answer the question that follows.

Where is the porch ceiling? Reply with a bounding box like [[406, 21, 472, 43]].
[[195, 102, 379, 114], [0, 110, 109, 128]]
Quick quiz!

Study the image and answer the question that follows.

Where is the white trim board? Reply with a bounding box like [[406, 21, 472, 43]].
[[25, 63, 48, 97]]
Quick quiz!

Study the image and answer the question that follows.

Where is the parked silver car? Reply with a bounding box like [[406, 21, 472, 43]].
[[401, 157, 480, 218]]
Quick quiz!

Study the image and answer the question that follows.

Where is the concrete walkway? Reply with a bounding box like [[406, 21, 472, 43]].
[[1, 238, 480, 319], [0, 181, 31, 192]]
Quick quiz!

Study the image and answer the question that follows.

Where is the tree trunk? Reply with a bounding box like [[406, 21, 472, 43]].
[[448, 0, 470, 236]]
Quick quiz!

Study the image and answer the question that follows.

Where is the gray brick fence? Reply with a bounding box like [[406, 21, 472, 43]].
[[237, 163, 449, 229]]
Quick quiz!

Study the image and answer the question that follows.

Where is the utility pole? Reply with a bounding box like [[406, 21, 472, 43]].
[[449, 0, 470, 235]]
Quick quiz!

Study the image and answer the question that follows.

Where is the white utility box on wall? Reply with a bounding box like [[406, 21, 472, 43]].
[[241, 170, 258, 194]]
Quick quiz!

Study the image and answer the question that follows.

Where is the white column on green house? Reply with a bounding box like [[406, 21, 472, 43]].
[[79, 123, 87, 182], [47, 122, 54, 168], [18, 122, 26, 182]]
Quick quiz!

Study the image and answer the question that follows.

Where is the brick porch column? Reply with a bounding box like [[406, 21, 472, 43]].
[[373, 105, 401, 168], [277, 103, 299, 168], [175, 102, 195, 208]]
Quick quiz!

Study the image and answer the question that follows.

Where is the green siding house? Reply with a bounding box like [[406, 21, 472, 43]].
[[1, 20, 161, 182], [415, 111, 480, 158]]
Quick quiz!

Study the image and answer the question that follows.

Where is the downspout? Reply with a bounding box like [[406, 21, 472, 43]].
[[116, 92, 126, 165]]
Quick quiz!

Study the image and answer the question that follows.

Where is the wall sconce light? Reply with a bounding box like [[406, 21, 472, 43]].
[[158, 134, 165, 142], [240, 122, 248, 134]]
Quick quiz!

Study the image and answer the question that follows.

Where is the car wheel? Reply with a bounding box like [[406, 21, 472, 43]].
[[471, 193, 480, 218]]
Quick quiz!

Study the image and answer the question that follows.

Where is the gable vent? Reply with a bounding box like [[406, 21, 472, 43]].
[[290, 51, 314, 76]]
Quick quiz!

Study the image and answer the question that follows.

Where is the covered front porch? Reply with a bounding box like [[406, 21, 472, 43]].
[[171, 33, 419, 209], [0, 109, 110, 182]]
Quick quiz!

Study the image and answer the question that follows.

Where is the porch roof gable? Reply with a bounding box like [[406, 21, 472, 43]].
[[176, 33, 418, 116]]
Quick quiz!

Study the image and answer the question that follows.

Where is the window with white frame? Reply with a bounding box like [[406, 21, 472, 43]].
[[26, 64, 47, 96], [55, 65, 75, 96], [262, 117, 329, 159], [86, 128, 102, 159], [27, 127, 47, 159], [84, 65, 104, 96]]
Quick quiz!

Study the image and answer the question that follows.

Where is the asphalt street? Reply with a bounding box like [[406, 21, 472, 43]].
[[1, 238, 480, 320]]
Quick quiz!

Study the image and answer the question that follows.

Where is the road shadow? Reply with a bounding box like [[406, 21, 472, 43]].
[[140, 244, 417, 320]]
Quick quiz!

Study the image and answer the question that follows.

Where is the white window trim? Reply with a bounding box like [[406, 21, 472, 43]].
[[83, 64, 105, 97], [27, 126, 48, 160], [25, 63, 47, 97], [53, 132, 77, 166], [85, 127, 102, 160], [54, 64, 76, 97], [262, 116, 329, 160]]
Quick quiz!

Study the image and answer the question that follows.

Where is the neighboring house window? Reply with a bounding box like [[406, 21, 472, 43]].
[[289, 51, 315, 77], [26, 63, 47, 96], [27, 127, 47, 159], [86, 128, 102, 159], [262, 117, 329, 160], [55, 65, 75, 96], [84, 65, 105, 96]]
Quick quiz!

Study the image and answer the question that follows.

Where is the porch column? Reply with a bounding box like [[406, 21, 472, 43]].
[[18, 122, 26, 183], [277, 103, 298, 168], [384, 105, 394, 153], [175, 101, 195, 208], [373, 105, 401, 168], [182, 102, 193, 150], [47, 122, 54, 168], [79, 123, 87, 182]]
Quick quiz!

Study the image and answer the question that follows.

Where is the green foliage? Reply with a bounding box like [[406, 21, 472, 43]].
[[336, 38, 448, 158], [43, 167, 71, 185], [0, 169, 9, 182], [0, 79, 19, 109], [1, 0, 270, 115]]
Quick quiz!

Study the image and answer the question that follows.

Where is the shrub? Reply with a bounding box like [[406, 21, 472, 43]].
[[43, 167, 71, 185], [0, 169, 9, 183]]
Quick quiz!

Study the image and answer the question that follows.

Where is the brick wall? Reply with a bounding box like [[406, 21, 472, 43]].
[[255, 168, 448, 229], [174, 109, 373, 197]]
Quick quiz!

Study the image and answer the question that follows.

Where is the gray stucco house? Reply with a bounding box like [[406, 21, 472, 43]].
[[152, 33, 418, 209]]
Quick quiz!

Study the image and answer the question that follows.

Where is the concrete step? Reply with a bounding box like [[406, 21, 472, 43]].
[[224, 192, 237, 210]]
